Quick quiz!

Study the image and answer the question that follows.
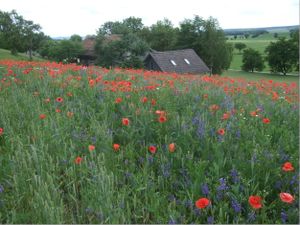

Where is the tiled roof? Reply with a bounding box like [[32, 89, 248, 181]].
[[145, 49, 210, 74]]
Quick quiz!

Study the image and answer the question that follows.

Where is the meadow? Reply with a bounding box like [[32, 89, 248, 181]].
[[0, 60, 299, 224], [227, 32, 297, 74]]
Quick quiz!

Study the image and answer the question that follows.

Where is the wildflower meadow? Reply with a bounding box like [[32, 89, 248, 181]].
[[0, 60, 298, 224]]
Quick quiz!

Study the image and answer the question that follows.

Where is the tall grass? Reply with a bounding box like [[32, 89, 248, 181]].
[[0, 60, 298, 224]]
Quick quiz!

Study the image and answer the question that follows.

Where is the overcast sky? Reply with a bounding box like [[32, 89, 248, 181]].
[[1, 0, 299, 37]]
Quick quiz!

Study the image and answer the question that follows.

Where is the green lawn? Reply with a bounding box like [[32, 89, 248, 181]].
[[0, 48, 45, 61], [223, 70, 299, 83], [227, 32, 296, 74]]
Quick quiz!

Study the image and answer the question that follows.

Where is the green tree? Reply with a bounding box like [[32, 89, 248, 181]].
[[147, 18, 178, 51], [265, 37, 298, 75], [242, 48, 264, 72], [95, 32, 149, 68], [177, 16, 233, 74], [70, 34, 82, 42], [0, 10, 43, 58], [234, 42, 247, 53]]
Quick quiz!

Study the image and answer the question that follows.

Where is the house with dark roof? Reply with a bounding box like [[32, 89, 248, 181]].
[[143, 49, 210, 74]]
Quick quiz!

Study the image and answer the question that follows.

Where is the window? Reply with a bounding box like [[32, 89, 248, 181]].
[[170, 60, 177, 66], [184, 58, 190, 65]]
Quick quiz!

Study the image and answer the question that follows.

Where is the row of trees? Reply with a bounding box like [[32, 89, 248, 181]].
[[94, 16, 233, 74], [240, 31, 299, 75]]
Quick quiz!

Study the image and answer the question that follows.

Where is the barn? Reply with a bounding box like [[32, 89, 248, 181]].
[[144, 49, 210, 74]]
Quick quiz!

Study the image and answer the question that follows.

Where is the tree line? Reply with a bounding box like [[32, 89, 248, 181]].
[[233, 29, 299, 75], [0, 10, 298, 75]]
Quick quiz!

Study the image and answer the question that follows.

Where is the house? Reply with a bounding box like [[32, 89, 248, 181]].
[[78, 34, 122, 66], [78, 36, 97, 66], [143, 49, 210, 74]]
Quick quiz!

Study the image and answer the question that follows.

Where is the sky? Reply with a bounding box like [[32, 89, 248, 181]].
[[1, 0, 299, 37]]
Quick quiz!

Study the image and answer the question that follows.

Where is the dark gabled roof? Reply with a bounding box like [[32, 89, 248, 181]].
[[144, 49, 210, 74]]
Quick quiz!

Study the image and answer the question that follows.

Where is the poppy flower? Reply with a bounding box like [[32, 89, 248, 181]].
[[169, 143, 175, 153], [282, 162, 294, 172], [44, 98, 51, 103], [39, 114, 46, 120], [248, 195, 263, 209], [115, 97, 122, 104], [279, 192, 295, 204], [262, 118, 270, 124], [56, 97, 63, 103], [195, 197, 210, 209], [222, 112, 230, 120], [0, 127, 3, 136], [141, 97, 148, 103], [67, 92, 73, 97], [122, 118, 130, 126], [113, 144, 120, 151], [158, 115, 167, 123], [217, 128, 225, 136], [148, 145, 157, 154], [151, 99, 156, 106], [74, 156, 83, 164], [55, 108, 61, 113], [88, 145, 95, 152], [250, 111, 258, 117], [209, 104, 219, 112]]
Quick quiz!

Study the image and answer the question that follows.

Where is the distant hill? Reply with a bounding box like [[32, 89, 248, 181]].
[[224, 25, 298, 35]]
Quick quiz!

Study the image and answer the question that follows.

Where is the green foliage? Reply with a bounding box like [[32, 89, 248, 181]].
[[95, 33, 149, 68], [265, 38, 299, 75], [0, 10, 44, 59], [177, 16, 233, 74], [147, 18, 178, 51], [70, 34, 82, 42], [242, 48, 265, 72], [39, 39, 83, 62], [234, 42, 247, 53]]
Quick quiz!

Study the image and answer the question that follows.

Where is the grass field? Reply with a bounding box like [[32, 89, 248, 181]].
[[223, 70, 299, 83], [0, 60, 299, 224], [227, 32, 295, 73], [0, 48, 44, 61]]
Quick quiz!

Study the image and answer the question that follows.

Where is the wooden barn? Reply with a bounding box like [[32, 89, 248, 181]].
[[78, 36, 97, 66], [144, 49, 210, 74], [79, 34, 122, 66]]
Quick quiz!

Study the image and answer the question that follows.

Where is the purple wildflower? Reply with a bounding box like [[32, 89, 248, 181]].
[[230, 168, 240, 184], [201, 183, 210, 196], [207, 216, 214, 224], [0, 185, 3, 193], [231, 198, 242, 213], [281, 210, 288, 224], [247, 211, 256, 223]]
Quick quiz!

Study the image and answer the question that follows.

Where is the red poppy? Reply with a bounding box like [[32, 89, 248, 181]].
[[248, 195, 263, 209], [0, 127, 3, 136], [250, 111, 258, 117], [195, 197, 210, 209], [262, 118, 270, 124], [56, 97, 63, 103], [115, 97, 122, 104], [169, 143, 175, 153], [282, 162, 294, 172], [222, 112, 230, 120], [44, 98, 51, 103], [74, 156, 83, 164], [209, 104, 219, 112], [67, 92, 73, 97], [279, 192, 295, 204], [39, 114, 46, 120], [141, 97, 148, 103], [148, 145, 157, 154], [217, 128, 225, 136], [88, 145, 95, 152], [113, 144, 120, 151], [151, 99, 156, 106], [122, 118, 130, 126], [158, 115, 167, 123]]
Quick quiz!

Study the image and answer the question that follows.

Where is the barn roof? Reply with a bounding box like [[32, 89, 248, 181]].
[[144, 49, 210, 74]]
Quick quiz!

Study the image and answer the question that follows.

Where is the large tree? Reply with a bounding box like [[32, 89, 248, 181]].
[[234, 42, 247, 53], [177, 16, 232, 74], [0, 10, 43, 58], [265, 37, 298, 75], [242, 48, 264, 72]]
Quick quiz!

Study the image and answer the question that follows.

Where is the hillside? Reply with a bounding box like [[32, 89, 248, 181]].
[[0, 48, 45, 61]]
